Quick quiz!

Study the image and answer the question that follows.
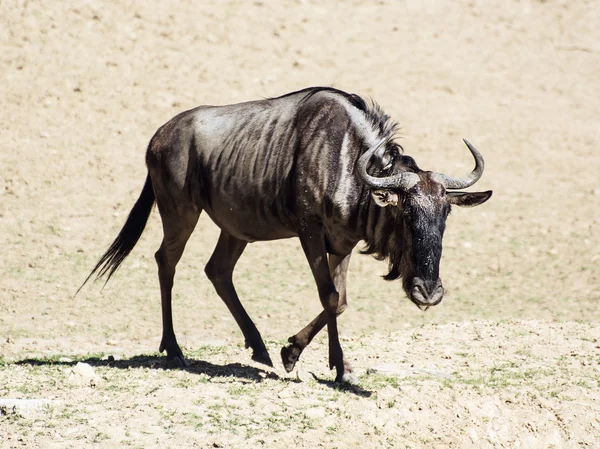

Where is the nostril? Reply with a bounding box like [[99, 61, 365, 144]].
[[431, 284, 445, 305], [413, 283, 428, 300], [412, 278, 445, 302], [411, 280, 428, 303]]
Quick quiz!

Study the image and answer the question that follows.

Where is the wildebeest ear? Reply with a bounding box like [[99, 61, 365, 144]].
[[447, 190, 493, 207], [371, 190, 399, 207]]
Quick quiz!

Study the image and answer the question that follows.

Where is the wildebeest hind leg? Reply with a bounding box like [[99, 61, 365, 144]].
[[205, 231, 273, 367], [281, 253, 355, 382], [155, 201, 200, 368]]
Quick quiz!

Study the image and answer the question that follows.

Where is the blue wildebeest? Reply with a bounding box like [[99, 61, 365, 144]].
[[82, 87, 492, 383]]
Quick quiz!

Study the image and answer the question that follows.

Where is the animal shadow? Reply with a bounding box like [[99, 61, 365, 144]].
[[15, 354, 278, 383], [15, 355, 373, 395]]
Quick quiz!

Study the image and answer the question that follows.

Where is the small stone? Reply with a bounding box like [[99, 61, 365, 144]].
[[304, 407, 326, 419], [367, 364, 453, 379], [73, 362, 95, 378], [277, 389, 293, 399], [0, 399, 56, 419], [296, 367, 311, 383], [468, 428, 479, 442]]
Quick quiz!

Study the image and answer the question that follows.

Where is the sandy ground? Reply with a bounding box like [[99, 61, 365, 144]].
[[1, 0, 599, 447]]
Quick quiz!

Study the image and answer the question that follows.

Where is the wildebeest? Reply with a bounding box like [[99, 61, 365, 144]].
[[81, 87, 492, 383]]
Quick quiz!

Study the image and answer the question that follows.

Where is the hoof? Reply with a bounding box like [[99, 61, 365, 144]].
[[281, 345, 302, 373], [252, 349, 274, 367], [160, 340, 188, 368], [166, 354, 189, 369]]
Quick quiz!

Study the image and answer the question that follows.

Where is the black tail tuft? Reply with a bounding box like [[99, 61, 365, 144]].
[[77, 175, 155, 294]]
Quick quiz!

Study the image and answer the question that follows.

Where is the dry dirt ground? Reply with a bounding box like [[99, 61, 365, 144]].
[[1, 0, 599, 448]]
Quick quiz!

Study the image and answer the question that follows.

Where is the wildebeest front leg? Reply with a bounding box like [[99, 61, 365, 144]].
[[204, 231, 273, 367], [281, 253, 355, 379], [298, 228, 353, 383]]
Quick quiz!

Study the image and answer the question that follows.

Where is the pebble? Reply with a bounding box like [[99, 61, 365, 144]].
[[73, 362, 96, 378], [296, 367, 311, 383], [367, 364, 453, 379], [304, 407, 326, 419], [0, 399, 56, 418], [277, 389, 293, 399]]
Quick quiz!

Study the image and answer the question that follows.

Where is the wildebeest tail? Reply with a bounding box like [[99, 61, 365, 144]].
[[77, 175, 155, 293]]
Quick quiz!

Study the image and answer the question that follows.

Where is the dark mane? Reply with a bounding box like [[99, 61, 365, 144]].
[[362, 99, 400, 147], [273, 86, 367, 110], [274, 87, 400, 146], [360, 207, 408, 281]]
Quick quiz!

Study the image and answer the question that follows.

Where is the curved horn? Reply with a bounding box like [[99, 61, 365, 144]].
[[434, 139, 485, 189], [356, 138, 419, 190]]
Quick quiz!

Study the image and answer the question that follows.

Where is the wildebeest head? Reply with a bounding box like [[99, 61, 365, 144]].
[[358, 139, 492, 311]]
